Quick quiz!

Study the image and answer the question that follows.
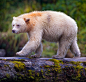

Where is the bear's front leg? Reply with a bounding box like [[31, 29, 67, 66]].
[[16, 29, 43, 57], [16, 40, 41, 56], [31, 43, 43, 58], [16, 41, 32, 56]]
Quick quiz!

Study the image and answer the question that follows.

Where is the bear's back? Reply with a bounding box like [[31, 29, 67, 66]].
[[18, 11, 77, 42]]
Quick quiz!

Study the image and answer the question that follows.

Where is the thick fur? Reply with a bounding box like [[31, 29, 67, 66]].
[[12, 11, 81, 58]]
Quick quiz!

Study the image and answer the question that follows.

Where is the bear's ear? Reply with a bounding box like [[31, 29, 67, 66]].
[[13, 17, 16, 20], [24, 18, 30, 23]]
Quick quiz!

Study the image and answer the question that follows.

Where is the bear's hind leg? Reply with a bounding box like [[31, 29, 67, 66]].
[[70, 38, 81, 58], [31, 43, 43, 58], [53, 37, 72, 59]]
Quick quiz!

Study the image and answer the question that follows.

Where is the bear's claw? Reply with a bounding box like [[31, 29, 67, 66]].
[[31, 54, 41, 58], [16, 51, 25, 56], [52, 55, 64, 59]]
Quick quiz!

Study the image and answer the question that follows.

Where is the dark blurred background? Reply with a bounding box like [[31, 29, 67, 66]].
[[0, 0, 86, 57]]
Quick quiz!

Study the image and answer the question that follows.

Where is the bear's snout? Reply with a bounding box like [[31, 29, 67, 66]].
[[12, 30, 15, 33]]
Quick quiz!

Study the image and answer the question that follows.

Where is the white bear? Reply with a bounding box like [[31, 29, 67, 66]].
[[12, 11, 81, 58]]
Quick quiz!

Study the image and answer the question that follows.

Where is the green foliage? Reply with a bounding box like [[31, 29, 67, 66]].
[[0, 32, 27, 56], [0, 0, 41, 32], [0, 0, 86, 57], [42, 41, 57, 57]]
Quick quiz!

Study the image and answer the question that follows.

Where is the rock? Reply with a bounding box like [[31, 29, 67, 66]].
[[64, 57, 86, 62], [0, 57, 86, 82], [0, 49, 6, 57]]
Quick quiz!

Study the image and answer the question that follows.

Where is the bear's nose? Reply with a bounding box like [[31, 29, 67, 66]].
[[12, 30, 15, 33]]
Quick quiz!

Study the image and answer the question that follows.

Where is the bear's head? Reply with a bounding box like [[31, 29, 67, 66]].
[[12, 17, 30, 34]]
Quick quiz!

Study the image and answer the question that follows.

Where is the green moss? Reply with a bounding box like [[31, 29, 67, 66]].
[[76, 65, 83, 69], [73, 64, 83, 71], [43, 59, 62, 75], [6, 74, 10, 78], [2, 59, 7, 61], [66, 80, 69, 82], [28, 56, 33, 59], [76, 72, 81, 81], [15, 73, 25, 81], [2, 78, 7, 81], [41, 69, 43, 73], [28, 70, 33, 76], [27, 70, 35, 80], [40, 69, 43, 75], [18, 76, 22, 80], [44, 65, 52, 68], [70, 61, 81, 65], [65, 61, 84, 81], [4, 64, 9, 67], [29, 76, 34, 79], [50, 59, 62, 72], [49, 59, 63, 65], [11, 61, 25, 72], [75, 65, 83, 80], [85, 68, 86, 71], [71, 65, 83, 81], [36, 73, 39, 77]]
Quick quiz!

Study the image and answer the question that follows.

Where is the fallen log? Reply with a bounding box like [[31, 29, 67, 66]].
[[0, 57, 86, 82]]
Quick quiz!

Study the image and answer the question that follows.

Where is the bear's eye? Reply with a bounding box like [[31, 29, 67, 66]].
[[17, 25, 20, 27]]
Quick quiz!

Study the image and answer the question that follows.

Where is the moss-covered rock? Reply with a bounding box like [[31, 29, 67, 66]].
[[0, 57, 86, 82]]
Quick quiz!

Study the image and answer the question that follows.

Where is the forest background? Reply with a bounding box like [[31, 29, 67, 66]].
[[0, 0, 86, 57]]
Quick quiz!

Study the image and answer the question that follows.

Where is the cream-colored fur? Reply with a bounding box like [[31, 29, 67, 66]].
[[12, 11, 81, 58]]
